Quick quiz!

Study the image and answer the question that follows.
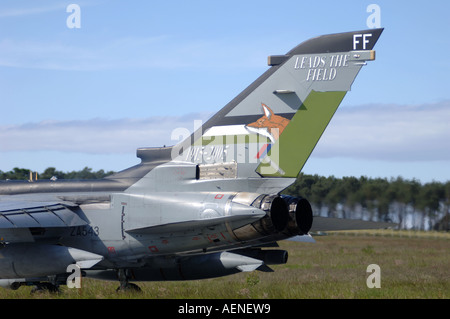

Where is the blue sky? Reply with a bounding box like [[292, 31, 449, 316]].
[[0, 0, 449, 183]]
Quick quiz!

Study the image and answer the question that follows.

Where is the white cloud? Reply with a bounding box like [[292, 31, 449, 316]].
[[0, 1, 103, 18], [314, 100, 450, 161], [0, 113, 211, 154], [1, 101, 449, 164], [0, 3, 67, 18]]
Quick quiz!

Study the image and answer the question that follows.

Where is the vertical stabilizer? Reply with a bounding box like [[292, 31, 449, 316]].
[[172, 29, 383, 178]]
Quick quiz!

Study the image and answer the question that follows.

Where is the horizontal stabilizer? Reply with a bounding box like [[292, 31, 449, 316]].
[[125, 212, 265, 234], [311, 217, 396, 232]]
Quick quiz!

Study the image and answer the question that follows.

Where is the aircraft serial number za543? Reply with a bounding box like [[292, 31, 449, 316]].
[[69, 226, 100, 237]]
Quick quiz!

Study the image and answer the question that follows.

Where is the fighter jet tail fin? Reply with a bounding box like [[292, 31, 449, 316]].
[[171, 29, 383, 178]]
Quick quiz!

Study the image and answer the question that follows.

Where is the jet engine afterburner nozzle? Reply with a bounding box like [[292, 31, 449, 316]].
[[229, 193, 290, 241], [281, 195, 313, 235], [257, 194, 290, 232]]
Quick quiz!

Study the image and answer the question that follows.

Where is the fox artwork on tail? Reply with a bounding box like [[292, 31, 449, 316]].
[[245, 103, 290, 173], [246, 103, 290, 142]]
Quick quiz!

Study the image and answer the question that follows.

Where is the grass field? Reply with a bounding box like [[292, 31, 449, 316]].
[[1, 230, 449, 299]]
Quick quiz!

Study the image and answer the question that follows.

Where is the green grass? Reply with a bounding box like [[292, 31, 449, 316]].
[[1, 231, 449, 299]]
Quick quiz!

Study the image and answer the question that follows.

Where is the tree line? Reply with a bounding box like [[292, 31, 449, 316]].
[[1, 167, 448, 231], [283, 173, 450, 231], [0, 167, 115, 181]]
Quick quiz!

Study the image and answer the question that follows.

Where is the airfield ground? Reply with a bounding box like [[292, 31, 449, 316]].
[[1, 230, 448, 299]]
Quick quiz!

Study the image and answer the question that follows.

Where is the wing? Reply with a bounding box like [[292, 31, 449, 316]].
[[0, 200, 87, 243]]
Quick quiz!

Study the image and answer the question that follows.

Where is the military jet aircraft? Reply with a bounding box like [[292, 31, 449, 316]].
[[0, 28, 386, 292]]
